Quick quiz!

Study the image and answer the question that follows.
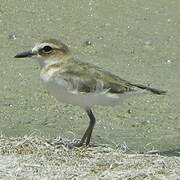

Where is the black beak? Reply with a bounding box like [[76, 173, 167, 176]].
[[14, 50, 36, 58]]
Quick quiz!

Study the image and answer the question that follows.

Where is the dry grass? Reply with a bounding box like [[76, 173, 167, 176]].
[[0, 134, 179, 179]]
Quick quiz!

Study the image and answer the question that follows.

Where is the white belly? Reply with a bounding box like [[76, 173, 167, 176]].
[[40, 70, 146, 108], [42, 80, 122, 108], [40, 74, 126, 108]]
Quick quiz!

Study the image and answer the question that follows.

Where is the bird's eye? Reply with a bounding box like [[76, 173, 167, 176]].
[[43, 46, 53, 53]]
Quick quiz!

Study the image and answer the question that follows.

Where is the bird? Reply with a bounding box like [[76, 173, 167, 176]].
[[14, 39, 166, 147]]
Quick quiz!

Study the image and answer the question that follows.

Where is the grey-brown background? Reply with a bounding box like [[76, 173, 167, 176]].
[[0, 0, 179, 152]]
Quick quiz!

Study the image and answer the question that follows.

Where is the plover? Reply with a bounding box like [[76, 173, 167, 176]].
[[15, 39, 166, 147]]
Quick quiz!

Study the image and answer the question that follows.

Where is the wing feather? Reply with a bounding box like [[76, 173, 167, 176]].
[[52, 60, 135, 94]]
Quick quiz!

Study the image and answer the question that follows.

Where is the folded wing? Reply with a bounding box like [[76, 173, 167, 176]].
[[52, 60, 166, 95]]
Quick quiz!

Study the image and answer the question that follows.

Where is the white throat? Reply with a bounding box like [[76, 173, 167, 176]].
[[37, 58, 60, 69]]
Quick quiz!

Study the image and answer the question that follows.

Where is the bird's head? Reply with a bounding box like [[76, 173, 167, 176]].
[[15, 39, 70, 66]]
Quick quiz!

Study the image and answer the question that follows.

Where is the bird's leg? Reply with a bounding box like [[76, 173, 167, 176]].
[[85, 109, 96, 146], [74, 108, 96, 147]]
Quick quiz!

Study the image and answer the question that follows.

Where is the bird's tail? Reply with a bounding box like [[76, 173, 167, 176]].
[[129, 83, 167, 95]]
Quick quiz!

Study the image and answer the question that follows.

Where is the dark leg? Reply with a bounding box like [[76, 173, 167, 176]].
[[85, 109, 96, 145], [75, 108, 96, 147]]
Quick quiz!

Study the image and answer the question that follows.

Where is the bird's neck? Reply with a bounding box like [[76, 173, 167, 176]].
[[38, 55, 72, 69]]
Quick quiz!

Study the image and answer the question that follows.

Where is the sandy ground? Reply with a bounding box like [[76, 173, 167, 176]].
[[0, 135, 180, 179], [0, 0, 180, 153]]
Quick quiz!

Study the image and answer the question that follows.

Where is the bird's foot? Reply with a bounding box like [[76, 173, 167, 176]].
[[46, 137, 96, 149], [46, 136, 73, 148]]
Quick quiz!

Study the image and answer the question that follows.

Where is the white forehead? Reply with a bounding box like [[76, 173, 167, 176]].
[[32, 42, 59, 52]]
